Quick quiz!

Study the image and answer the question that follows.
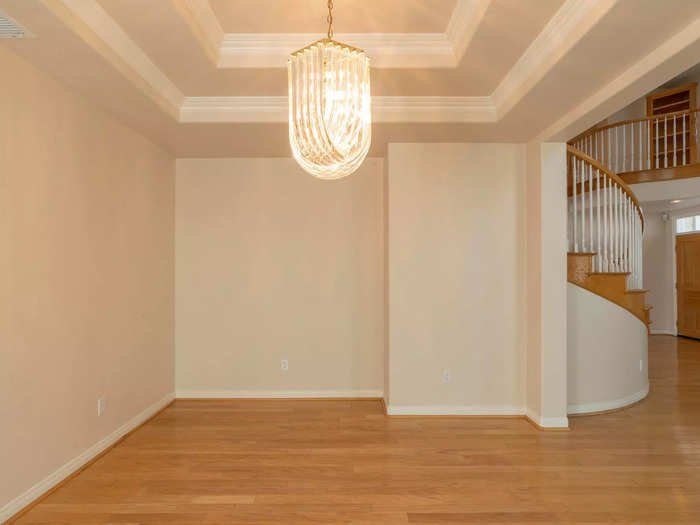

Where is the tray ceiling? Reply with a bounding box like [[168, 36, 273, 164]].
[[208, 0, 458, 34], [1, 0, 700, 156]]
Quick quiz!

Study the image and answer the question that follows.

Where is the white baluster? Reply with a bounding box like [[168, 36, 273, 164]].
[[580, 161, 586, 253], [674, 115, 677, 167], [646, 120, 652, 170], [603, 174, 608, 271], [639, 120, 643, 171], [616, 127, 620, 173], [612, 180, 617, 271], [623, 124, 626, 172], [664, 115, 668, 168], [589, 164, 593, 257], [683, 114, 687, 165], [573, 156, 578, 252], [596, 167, 601, 272], [656, 118, 659, 169]]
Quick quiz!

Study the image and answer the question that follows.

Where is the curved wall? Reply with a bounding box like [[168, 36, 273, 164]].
[[567, 284, 649, 414]]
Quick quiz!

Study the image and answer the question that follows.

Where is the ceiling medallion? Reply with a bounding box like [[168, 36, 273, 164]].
[[288, 0, 372, 180]]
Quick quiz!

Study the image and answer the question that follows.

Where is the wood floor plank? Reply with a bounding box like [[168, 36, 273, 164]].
[[9, 335, 700, 524]]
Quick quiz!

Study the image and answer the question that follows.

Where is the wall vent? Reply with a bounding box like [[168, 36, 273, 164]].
[[0, 11, 32, 38]]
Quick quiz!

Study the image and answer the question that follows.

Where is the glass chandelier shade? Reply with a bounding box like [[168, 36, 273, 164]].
[[288, 36, 371, 180]]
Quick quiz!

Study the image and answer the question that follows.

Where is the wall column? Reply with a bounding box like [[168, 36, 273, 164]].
[[526, 142, 569, 428]]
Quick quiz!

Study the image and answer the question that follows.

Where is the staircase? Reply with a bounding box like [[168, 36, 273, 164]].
[[566, 145, 650, 329]]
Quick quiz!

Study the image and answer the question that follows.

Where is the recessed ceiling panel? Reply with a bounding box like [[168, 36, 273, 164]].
[[208, 0, 457, 34]]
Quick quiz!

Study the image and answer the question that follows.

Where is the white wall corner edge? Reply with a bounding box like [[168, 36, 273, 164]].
[[525, 408, 569, 429], [175, 390, 384, 399], [0, 392, 175, 522]]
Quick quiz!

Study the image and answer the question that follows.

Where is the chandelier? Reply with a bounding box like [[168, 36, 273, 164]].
[[288, 0, 372, 180]]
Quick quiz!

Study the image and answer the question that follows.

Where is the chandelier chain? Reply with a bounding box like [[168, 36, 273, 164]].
[[327, 0, 334, 39]]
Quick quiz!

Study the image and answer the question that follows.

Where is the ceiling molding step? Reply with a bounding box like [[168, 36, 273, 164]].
[[491, 0, 619, 120], [446, 0, 492, 63], [218, 33, 456, 69], [373, 96, 497, 122], [172, 0, 224, 64], [180, 96, 288, 123], [536, 15, 700, 142], [179, 96, 497, 123], [42, 0, 184, 119]]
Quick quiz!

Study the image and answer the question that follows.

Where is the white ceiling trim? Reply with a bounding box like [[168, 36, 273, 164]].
[[491, 0, 619, 119], [219, 33, 455, 69], [37, 0, 620, 125], [180, 96, 498, 123], [177, 0, 491, 69], [446, 0, 491, 62]]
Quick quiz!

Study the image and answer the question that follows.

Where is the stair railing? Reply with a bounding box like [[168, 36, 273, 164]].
[[568, 145, 644, 290], [569, 108, 699, 174]]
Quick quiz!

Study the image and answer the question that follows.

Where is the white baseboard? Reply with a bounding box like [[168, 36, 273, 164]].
[[650, 329, 676, 336], [386, 405, 525, 416], [567, 384, 649, 415], [0, 392, 175, 523], [175, 390, 384, 399]]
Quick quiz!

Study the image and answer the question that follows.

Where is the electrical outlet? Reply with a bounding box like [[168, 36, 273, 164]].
[[97, 398, 105, 417], [281, 359, 289, 371], [442, 369, 451, 384]]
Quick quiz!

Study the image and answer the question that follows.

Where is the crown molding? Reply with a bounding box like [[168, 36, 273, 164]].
[[36, 0, 626, 125], [176, 0, 490, 69], [180, 96, 497, 123], [491, 0, 619, 119], [172, 0, 224, 64], [446, 0, 492, 62], [218, 33, 455, 69]]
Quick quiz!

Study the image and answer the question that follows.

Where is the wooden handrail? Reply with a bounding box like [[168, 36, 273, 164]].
[[569, 107, 700, 145], [567, 145, 645, 232]]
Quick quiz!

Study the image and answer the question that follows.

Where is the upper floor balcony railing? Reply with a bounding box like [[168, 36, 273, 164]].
[[569, 108, 699, 176]]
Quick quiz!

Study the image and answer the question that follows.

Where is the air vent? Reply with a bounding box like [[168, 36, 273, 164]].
[[0, 11, 32, 38]]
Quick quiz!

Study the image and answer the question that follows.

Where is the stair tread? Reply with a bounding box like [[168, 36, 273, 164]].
[[568, 252, 596, 256], [589, 272, 631, 276], [627, 289, 649, 293]]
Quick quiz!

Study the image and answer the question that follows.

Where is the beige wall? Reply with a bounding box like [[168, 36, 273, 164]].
[[175, 158, 384, 396], [0, 46, 175, 511], [642, 212, 676, 333], [386, 143, 527, 413]]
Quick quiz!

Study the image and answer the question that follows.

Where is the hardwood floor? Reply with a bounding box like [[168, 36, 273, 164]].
[[10, 335, 700, 524]]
